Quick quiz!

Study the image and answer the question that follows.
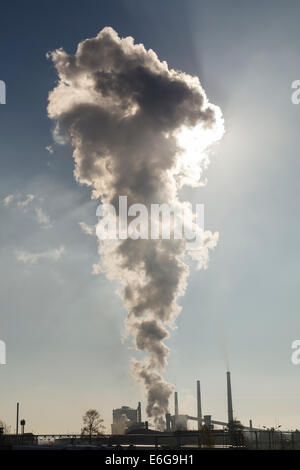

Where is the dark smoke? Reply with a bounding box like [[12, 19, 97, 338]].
[[48, 27, 224, 428]]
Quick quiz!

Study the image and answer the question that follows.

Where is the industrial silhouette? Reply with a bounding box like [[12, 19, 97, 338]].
[[111, 371, 259, 434]]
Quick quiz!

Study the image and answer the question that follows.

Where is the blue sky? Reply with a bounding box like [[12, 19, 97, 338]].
[[1, 0, 300, 433]]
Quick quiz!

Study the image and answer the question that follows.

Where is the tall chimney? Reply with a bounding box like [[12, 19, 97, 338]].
[[197, 380, 202, 430], [137, 402, 142, 423], [165, 413, 171, 431], [16, 402, 19, 436], [226, 371, 234, 424], [174, 391, 179, 417]]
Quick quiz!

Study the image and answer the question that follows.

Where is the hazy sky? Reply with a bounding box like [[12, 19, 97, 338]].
[[1, 0, 300, 433]]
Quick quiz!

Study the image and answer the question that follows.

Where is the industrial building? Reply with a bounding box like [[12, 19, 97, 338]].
[[165, 371, 258, 432], [111, 371, 260, 437], [1, 370, 294, 450], [111, 402, 144, 434]]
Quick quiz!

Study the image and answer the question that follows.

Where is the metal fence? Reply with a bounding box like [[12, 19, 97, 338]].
[[3, 430, 300, 450], [242, 430, 300, 450]]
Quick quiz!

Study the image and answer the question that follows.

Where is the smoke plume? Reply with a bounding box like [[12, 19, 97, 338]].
[[47, 27, 224, 429]]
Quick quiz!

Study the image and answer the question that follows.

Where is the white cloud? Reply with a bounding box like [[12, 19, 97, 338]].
[[2, 194, 15, 206], [17, 194, 35, 208], [79, 221, 95, 236], [15, 246, 65, 264], [35, 207, 52, 229], [92, 263, 102, 275], [1, 193, 54, 229], [2, 193, 35, 209], [45, 145, 54, 154]]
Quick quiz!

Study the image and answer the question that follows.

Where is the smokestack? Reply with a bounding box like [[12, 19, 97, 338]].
[[174, 391, 179, 417], [16, 402, 19, 436], [165, 413, 171, 431], [197, 380, 202, 430], [226, 371, 234, 424], [137, 402, 142, 423]]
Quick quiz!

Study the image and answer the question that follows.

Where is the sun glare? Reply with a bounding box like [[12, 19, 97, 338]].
[[174, 115, 224, 187]]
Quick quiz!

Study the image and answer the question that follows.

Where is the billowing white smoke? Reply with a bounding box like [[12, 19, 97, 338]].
[[47, 27, 224, 429]]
